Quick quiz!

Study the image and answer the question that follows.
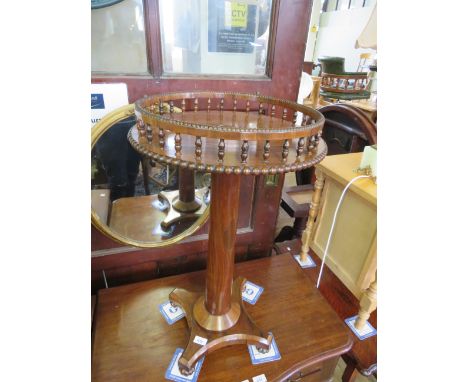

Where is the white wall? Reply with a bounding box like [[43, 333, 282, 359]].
[[304, 0, 324, 62], [312, 6, 375, 72]]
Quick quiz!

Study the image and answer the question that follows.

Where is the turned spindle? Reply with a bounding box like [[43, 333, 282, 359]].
[[233, 97, 237, 111], [300, 169, 325, 262], [297, 137, 305, 157], [146, 124, 153, 143], [218, 139, 225, 162], [282, 108, 287, 120], [282, 139, 289, 161], [241, 140, 249, 163], [263, 140, 271, 161], [219, 98, 224, 111], [307, 135, 316, 151], [270, 105, 276, 117], [246, 100, 250, 112], [259, 102, 264, 115], [159, 100, 164, 115], [170, 100, 174, 114], [354, 276, 377, 330], [182, 99, 186, 112], [194, 98, 199, 112], [158, 128, 165, 148], [207, 98, 211, 112], [137, 119, 145, 138], [175, 133, 182, 155], [195, 136, 202, 159]]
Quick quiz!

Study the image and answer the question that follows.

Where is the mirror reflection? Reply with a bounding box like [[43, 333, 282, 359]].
[[91, 108, 210, 245]]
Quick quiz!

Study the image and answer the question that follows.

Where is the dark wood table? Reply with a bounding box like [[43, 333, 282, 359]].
[[274, 240, 377, 381], [92, 254, 352, 382]]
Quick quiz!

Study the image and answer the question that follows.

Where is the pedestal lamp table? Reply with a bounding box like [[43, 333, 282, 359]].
[[129, 91, 328, 375]]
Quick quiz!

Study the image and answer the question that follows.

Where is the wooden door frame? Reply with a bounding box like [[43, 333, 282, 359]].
[[92, 0, 313, 103], [91, 0, 314, 288]]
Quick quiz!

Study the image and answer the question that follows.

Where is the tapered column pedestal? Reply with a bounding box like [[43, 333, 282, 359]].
[[159, 167, 207, 229], [169, 173, 272, 375]]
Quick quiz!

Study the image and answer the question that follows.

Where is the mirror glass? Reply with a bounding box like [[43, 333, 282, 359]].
[[91, 0, 149, 74], [91, 106, 210, 247], [159, 0, 273, 76]]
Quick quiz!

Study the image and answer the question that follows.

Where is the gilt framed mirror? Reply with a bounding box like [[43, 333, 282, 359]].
[[91, 104, 210, 248]]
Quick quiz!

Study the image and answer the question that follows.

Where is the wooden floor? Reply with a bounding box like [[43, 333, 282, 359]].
[[277, 173, 377, 382]]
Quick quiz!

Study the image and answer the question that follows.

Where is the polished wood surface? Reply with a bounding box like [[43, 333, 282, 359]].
[[177, 167, 196, 205], [206, 173, 241, 315], [274, 240, 376, 378], [171, 277, 272, 373], [92, 254, 352, 382], [132, 91, 327, 176], [137, 93, 324, 141], [108, 194, 201, 243], [318, 104, 377, 148]]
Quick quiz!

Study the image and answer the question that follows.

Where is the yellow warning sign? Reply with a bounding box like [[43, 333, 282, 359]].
[[231, 3, 248, 28]]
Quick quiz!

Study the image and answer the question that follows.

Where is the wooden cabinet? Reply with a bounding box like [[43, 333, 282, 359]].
[[305, 152, 376, 299]]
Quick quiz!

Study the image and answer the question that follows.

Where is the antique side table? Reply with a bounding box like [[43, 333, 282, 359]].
[[299, 152, 377, 328], [127, 91, 328, 374], [92, 254, 353, 382]]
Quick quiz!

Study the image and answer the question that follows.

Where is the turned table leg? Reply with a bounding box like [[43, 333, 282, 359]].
[[300, 169, 325, 262], [159, 167, 206, 229], [354, 273, 377, 330]]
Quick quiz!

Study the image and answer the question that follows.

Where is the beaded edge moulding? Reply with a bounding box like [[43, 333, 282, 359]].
[[129, 91, 328, 175]]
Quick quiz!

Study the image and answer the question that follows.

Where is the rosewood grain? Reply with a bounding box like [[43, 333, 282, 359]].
[[205, 173, 241, 315], [92, 254, 352, 382], [177, 167, 196, 204]]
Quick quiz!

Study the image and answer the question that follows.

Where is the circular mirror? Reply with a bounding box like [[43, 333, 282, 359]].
[[91, 104, 210, 247]]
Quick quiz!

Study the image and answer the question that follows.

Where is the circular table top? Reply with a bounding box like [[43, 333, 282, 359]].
[[131, 91, 328, 175]]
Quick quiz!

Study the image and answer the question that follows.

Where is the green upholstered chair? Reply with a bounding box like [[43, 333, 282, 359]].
[[318, 56, 371, 101]]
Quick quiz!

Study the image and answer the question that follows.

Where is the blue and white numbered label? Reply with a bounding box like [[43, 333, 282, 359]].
[[242, 281, 264, 305], [159, 301, 185, 325], [345, 315, 377, 340], [293, 254, 316, 269], [248, 335, 281, 365], [165, 348, 205, 382]]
